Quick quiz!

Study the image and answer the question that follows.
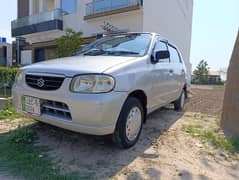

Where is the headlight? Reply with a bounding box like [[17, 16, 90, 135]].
[[15, 71, 23, 84], [70, 74, 115, 93]]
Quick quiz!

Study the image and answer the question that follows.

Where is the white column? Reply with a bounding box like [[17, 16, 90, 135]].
[[39, 0, 46, 12], [54, 0, 61, 9], [29, 0, 34, 15]]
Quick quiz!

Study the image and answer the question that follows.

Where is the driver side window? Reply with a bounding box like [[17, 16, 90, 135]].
[[153, 41, 169, 63]]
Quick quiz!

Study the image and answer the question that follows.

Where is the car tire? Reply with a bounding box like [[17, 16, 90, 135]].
[[112, 97, 144, 149], [174, 89, 186, 111]]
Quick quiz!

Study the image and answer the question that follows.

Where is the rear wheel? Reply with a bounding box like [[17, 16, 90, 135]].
[[174, 89, 186, 111], [112, 97, 144, 149]]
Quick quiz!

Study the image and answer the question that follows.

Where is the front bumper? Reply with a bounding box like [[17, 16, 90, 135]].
[[12, 78, 128, 135]]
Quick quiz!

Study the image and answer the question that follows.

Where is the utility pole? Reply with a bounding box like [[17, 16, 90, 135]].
[[221, 30, 239, 136]]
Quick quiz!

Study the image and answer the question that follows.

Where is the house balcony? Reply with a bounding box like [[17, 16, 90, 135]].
[[11, 9, 63, 37], [84, 0, 143, 20]]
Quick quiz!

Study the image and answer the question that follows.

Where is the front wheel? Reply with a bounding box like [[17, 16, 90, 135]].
[[112, 97, 144, 149], [174, 89, 186, 111]]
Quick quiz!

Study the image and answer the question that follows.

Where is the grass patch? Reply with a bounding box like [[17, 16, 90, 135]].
[[184, 124, 239, 154], [0, 101, 94, 179], [184, 124, 204, 136], [0, 127, 82, 180], [0, 101, 23, 120]]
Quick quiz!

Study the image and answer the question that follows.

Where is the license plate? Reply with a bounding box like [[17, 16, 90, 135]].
[[22, 96, 41, 116]]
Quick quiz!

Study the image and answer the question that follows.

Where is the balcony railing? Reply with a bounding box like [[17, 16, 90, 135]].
[[11, 9, 63, 37], [12, 9, 63, 30], [85, 0, 142, 16]]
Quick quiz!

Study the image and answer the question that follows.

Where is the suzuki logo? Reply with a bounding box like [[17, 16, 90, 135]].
[[37, 78, 45, 87]]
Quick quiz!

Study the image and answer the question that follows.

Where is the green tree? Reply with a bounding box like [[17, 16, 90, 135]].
[[56, 28, 83, 57], [192, 60, 209, 84]]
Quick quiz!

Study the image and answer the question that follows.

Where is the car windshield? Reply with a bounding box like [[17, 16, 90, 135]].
[[76, 34, 152, 57]]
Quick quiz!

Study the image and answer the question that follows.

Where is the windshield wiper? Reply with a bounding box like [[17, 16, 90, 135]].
[[107, 51, 140, 55], [83, 49, 140, 56], [83, 49, 107, 56]]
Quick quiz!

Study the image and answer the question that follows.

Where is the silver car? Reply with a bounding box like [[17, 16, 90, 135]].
[[13, 33, 188, 148]]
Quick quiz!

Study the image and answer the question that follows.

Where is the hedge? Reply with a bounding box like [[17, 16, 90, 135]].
[[0, 66, 19, 89]]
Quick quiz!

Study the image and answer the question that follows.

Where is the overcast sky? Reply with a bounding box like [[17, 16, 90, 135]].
[[0, 0, 238, 71]]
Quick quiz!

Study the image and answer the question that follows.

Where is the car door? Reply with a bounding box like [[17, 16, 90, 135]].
[[151, 39, 174, 108], [168, 44, 186, 100]]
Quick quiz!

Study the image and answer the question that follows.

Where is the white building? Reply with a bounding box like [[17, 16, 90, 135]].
[[12, 0, 193, 77], [0, 39, 12, 66]]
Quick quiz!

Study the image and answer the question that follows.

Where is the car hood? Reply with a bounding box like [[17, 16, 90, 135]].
[[22, 55, 137, 77]]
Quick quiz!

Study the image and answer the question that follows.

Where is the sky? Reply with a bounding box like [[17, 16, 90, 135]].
[[191, 0, 239, 71], [0, 1, 17, 43], [0, 0, 238, 71]]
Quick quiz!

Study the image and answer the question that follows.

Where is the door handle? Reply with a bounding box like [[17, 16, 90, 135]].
[[169, 69, 174, 73], [169, 69, 174, 76]]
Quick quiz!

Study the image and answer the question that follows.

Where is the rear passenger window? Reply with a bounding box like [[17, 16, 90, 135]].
[[168, 45, 181, 63]]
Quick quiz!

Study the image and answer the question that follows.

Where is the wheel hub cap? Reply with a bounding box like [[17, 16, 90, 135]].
[[126, 107, 142, 141]]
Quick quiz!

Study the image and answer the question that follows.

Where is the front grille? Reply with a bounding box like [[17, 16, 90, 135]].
[[26, 74, 64, 90], [41, 100, 72, 121]]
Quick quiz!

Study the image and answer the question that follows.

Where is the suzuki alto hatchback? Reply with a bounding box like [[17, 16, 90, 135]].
[[13, 33, 188, 148]]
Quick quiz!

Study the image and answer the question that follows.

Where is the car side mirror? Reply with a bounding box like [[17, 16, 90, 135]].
[[156, 50, 170, 60]]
